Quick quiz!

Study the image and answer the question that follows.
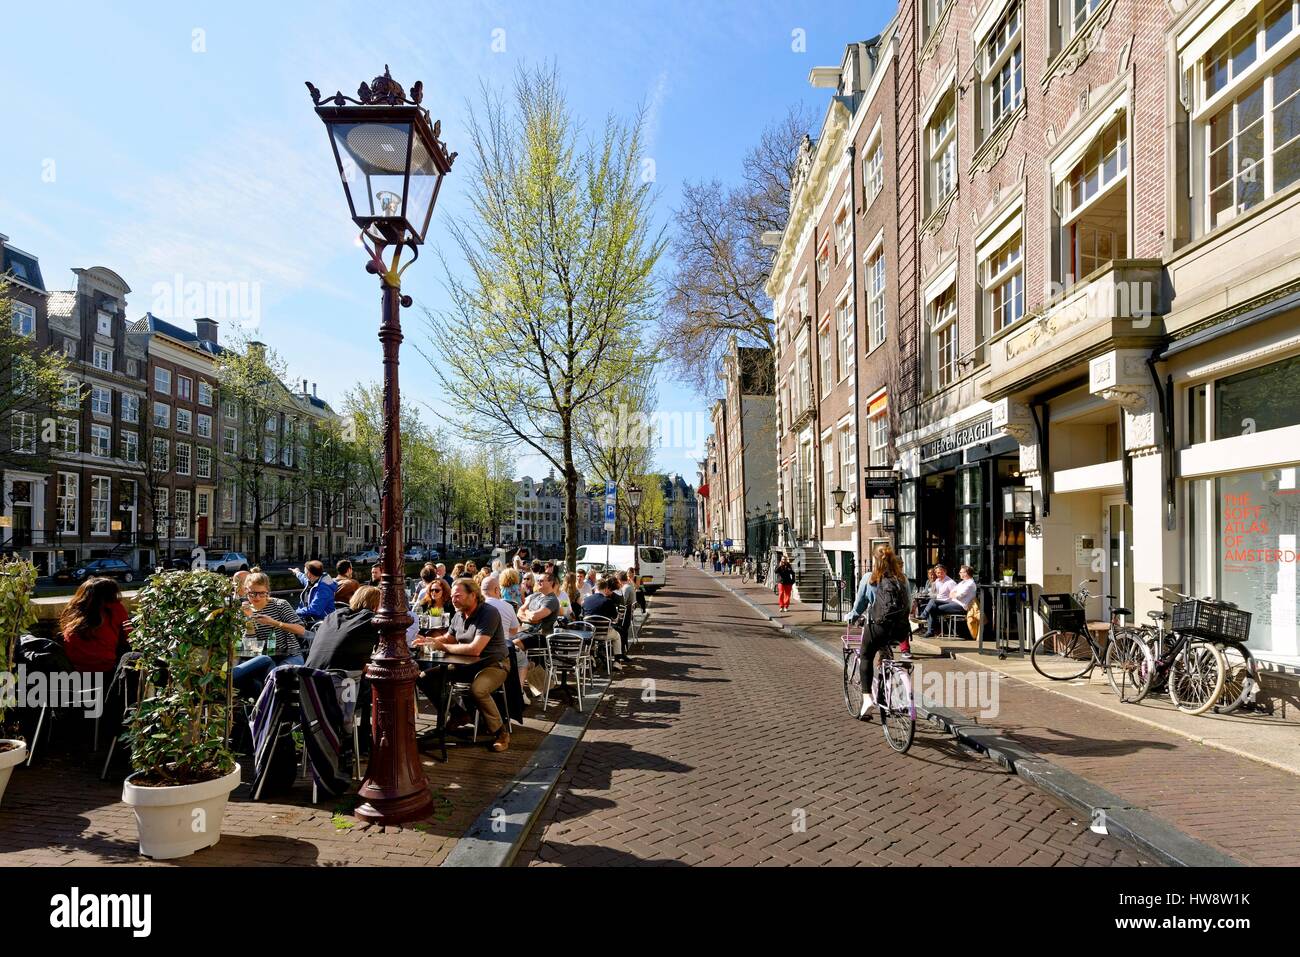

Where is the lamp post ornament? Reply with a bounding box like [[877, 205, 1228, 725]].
[[308, 66, 455, 825]]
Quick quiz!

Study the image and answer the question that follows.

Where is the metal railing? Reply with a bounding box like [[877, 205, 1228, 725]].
[[821, 573, 850, 622]]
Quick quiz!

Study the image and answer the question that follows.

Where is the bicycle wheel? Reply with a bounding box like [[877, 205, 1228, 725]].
[[1103, 628, 1154, 703], [1031, 630, 1095, 680], [1214, 642, 1258, 715], [843, 652, 866, 720], [1167, 640, 1227, 715], [881, 668, 915, 754]]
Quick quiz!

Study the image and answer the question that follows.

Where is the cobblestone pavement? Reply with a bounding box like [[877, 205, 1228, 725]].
[[516, 563, 1152, 866]]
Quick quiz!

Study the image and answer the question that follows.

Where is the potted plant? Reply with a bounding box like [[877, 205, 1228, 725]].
[[0, 558, 38, 805], [1001, 569, 1015, 585], [120, 570, 243, 859]]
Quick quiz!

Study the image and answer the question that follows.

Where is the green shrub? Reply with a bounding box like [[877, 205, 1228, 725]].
[[126, 570, 244, 786], [0, 558, 38, 734]]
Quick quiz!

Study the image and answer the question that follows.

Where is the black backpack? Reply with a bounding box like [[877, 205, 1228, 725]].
[[869, 577, 910, 637]]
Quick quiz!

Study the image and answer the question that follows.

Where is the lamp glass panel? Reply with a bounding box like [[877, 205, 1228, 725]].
[[330, 121, 413, 221], [406, 132, 441, 241]]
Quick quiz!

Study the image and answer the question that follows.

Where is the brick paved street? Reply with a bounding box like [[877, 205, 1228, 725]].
[[516, 562, 1151, 866]]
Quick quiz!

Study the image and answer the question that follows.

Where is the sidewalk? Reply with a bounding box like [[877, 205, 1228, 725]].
[[701, 561, 1300, 866], [0, 693, 566, 867]]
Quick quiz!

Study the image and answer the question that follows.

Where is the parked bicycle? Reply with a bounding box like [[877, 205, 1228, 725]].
[[739, 556, 756, 583], [842, 620, 915, 754], [1029, 581, 1153, 701]]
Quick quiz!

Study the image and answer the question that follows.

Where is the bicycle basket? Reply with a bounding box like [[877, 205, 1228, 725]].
[[1172, 599, 1251, 642], [1037, 592, 1086, 633]]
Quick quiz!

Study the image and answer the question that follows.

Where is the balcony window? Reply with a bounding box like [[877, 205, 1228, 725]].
[[1056, 112, 1129, 284]]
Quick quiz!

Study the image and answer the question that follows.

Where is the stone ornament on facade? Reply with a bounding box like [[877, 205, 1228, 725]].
[[970, 103, 1026, 177], [1043, 0, 1118, 91], [919, 0, 956, 66], [1090, 349, 1158, 450], [921, 190, 957, 239], [990, 397, 1035, 446]]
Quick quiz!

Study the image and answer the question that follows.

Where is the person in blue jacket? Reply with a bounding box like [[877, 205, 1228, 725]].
[[293, 560, 338, 626]]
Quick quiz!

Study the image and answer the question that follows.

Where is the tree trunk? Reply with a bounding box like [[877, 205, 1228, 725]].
[[563, 424, 578, 574]]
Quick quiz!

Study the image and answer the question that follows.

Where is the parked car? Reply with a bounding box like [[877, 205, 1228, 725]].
[[352, 549, 381, 564], [574, 544, 667, 592], [404, 545, 430, 562], [204, 551, 250, 574], [52, 557, 137, 584]]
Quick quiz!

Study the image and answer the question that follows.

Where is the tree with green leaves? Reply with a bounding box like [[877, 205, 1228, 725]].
[[574, 367, 658, 544], [424, 64, 665, 573], [470, 443, 516, 548], [0, 278, 75, 475], [342, 382, 435, 547]]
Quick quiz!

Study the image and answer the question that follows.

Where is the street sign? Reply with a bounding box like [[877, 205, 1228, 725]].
[[724, 539, 733, 547], [604, 482, 617, 532]]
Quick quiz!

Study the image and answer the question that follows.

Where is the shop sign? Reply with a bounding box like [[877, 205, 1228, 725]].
[[921, 414, 995, 461]]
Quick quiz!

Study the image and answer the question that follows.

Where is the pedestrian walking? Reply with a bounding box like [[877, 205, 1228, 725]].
[[775, 555, 795, 611]]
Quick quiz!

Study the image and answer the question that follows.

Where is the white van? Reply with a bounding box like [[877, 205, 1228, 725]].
[[575, 544, 668, 593]]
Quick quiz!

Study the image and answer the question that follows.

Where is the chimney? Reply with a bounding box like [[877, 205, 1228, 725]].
[[194, 317, 219, 345], [312, 383, 317, 397]]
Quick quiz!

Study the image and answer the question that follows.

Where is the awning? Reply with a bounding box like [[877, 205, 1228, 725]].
[[1160, 287, 1300, 360]]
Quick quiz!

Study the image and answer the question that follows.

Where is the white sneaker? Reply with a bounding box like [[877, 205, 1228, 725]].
[[859, 697, 875, 719]]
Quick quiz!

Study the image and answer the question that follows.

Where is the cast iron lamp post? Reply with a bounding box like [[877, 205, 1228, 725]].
[[308, 67, 455, 824], [625, 482, 643, 549]]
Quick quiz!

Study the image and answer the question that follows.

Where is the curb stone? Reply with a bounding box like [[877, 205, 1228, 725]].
[[701, 568, 1242, 868]]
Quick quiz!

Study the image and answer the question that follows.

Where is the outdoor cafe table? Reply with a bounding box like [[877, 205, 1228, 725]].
[[412, 641, 481, 762]]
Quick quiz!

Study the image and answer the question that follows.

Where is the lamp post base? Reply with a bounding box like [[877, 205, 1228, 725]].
[[353, 652, 434, 825]]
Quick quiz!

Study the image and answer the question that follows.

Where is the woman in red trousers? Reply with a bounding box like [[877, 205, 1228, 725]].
[[775, 555, 795, 612]]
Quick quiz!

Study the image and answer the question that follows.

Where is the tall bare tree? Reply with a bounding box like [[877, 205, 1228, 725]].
[[424, 65, 664, 573], [662, 104, 814, 394]]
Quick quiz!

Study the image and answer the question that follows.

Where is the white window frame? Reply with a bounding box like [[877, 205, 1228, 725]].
[[11, 301, 35, 336], [197, 445, 212, 479], [818, 322, 834, 398], [836, 290, 854, 381], [929, 282, 959, 391], [978, 0, 1024, 143], [863, 119, 885, 207], [153, 437, 170, 473], [833, 200, 852, 263], [175, 441, 191, 476], [177, 375, 193, 401], [93, 346, 113, 373], [223, 427, 237, 455], [96, 310, 113, 337], [10, 412, 36, 454], [58, 418, 79, 453], [90, 423, 111, 458], [978, 209, 1025, 339], [154, 367, 171, 394], [153, 401, 170, 430], [121, 393, 139, 424], [196, 413, 212, 439], [926, 88, 958, 215], [59, 378, 80, 411], [176, 408, 192, 435], [57, 473, 78, 533], [839, 425, 856, 526], [174, 489, 191, 538], [90, 476, 111, 535], [868, 404, 889, 522], [865, 231, 887, 352], [91, 386, 112, 417], [121, 430, 139, 463], [198, 380, 214, 406]]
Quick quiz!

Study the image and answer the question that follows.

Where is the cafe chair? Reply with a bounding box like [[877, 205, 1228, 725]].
[[443, 675, 511, 744], [542, 632, 591, 713], [940, 613, 969, 639], [583, 615, 617, 674]]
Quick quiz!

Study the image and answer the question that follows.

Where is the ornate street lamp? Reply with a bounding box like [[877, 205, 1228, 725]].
[[308, 67, 455, 825]]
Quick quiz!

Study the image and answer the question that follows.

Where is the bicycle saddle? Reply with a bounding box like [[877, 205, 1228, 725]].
[[1112, 607, 1132, 617], [1147, 610, 1170, 621]]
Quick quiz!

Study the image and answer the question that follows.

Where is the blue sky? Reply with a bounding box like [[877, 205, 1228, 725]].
[[0, 0, 893, 481]]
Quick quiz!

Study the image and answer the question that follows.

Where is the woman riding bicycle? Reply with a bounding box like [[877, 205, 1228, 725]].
[[853, 545, 911, 717]]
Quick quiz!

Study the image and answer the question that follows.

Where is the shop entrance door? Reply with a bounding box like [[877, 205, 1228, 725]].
[[1103, 496, 1134, 625]]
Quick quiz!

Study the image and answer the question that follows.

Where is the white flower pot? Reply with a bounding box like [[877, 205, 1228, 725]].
[[121, 763, 242, 859], [0, 740, 27, 807]]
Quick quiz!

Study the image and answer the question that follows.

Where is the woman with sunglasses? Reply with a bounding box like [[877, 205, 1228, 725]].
[[233, 571, 307, 700]]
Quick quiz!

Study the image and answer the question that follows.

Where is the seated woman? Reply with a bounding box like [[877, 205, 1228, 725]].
[[423, 579, 453, 619], [60, 577, 131, 673], [413, 563, 439, 610], [305, 585, 382, 672], [233, 572, 307, 700]]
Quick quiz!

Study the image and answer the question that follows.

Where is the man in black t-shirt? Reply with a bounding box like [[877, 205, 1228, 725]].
[[417, 577, 513, 752]]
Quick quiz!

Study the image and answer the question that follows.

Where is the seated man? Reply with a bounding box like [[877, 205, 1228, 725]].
[[516, 571, 561, 650], [581, 576, 625, 659], [293, 560, 338, 627], [918, 564, 955, 637], [924, 564, 977, 638], [416, 578, 512, 753]]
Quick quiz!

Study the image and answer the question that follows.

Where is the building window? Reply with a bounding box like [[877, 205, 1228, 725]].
[[929, 285, 958, 390], [867, 248, 886, 351], [90, 424, 111, 458], [90, 477, 111, 535], [154, 367, 171, 394], [840, 426, 855, 525], [93, 346, 113, 373], [863, 139, 884, 206], [224, 401, 237, 420], [1187, 352, 1300, 440], [816, 244, 831, 286], [177, 376, 192, 401], [196, 413, 212, 439], [1204, 45, 1300, 230], [979, 1, 1023, 143], [174, 489, 191, 539], [265, 415, 277, 434], [121, 393, 139, 424], [924, 0, 952, 38], [58, 418, 79, 453], [223, 482, 236, 522], [175, 442, 191, 476], [153, 437, 169, 472], [11, 302, 35, 336], [197, 491, 210, 518], [313, 491, 323, 527], [264, 436, 278, 464], [819, 324, 834, 398], [10, 413, 36, 454], [97, 311, 113, 337], [153, 401, 170, 430], [927, 91, 957, 215], [176, 408, 192, 434], [1054, 111, 1129, 284], [869, 404, 889, 522], [121, 430, 138, 463], [1053, 0, 1106, 55], [91, 386, 112, 416], [196, 446, 212, 480], [834, 205, 851, 262], [57, 473, 78, 533], [59, 379, 79, 411], [154, 488, 169, 536], [978, 214, 1024, 362], [836, 296, 854, 380], [223, 427, 237, 454], [198, 380, 213, 406]]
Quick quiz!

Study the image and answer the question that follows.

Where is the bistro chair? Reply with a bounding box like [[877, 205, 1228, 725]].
[[542, 632, 592, 713], [583, 615, 617, 674], [442, 673, 511, 744]]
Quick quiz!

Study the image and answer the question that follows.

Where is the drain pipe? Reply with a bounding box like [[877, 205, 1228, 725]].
[[1147, 349, 1176, 532]]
